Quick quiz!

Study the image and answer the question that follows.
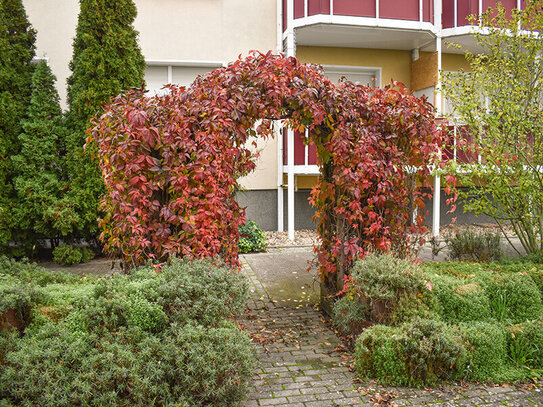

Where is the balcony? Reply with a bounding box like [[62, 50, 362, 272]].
[[283, 0, 438, 50]]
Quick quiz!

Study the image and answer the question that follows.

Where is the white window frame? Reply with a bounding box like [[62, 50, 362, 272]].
[[321, 64, 382, 87]]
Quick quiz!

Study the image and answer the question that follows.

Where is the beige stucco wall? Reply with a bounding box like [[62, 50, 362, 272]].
[[296, 46, 412, 88], [22, 0, 279, 190]]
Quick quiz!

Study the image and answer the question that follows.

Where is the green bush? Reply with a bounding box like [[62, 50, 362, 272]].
[[460, 321, 508, 382], [0, 258, 255, 406], [333, 295, 367, 337], [0, 322, 253, 407], [447, 229, 502, 262], [486, 274, 543, 324], [0, 256, 76, 286], [349, 253, 433, 324], [355, 324, 408, 386], [238, 220, 266, 253], [431, 274, 492, 323], [507, 318, 543, 369], [355, 319, 466, 387], [53, 244, 82, 265]]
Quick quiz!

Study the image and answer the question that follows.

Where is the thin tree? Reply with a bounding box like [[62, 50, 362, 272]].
[[65, 0, 145, 241], [12, 61, 73, 253], [0, 0, 36, 249]]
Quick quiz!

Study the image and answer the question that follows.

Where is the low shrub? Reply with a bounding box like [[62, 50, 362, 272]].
[[447, 229, 502, 262], [486, 274, 543, 324], [355, 319, 466, 386], [52, 244, 95, 266], [460, 321, 509, 382], [0, 258, 255, 406], [355, 324, 408, 386], [431, 274, 492, 323], [349, 253, 431, 324], [507, 317, 543, 369], [53, 244, 82, 265], [0, 256, 76, 286], [238, 220, 266, 253], [333, 295, 367, 337]]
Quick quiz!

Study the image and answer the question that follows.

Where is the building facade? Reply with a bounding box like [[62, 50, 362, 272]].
[[23, 0, 521, 237]]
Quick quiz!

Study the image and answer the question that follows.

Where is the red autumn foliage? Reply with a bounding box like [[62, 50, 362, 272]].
[[89, 51, 452, 272]]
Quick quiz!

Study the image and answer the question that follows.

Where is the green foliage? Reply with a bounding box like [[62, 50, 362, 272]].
[[64, 0, 145, 239], [447, 229, 502, 262], [431, 274, 492, 322], [348, 253, 432, 324], [238, 220, 266, 253], [349, 256, 543, 385], [11, 61, 69, 250], [0, 258, 255, 406], [355, 324, 408, 386], [0, 0, 36, 248], [487, 274, 543, 324], [460, 321, 509, 382], [333, 295, 367, 337], [442, 1, 543, 255], [53, 244, 82, 265], [507, 318, 543, 369], [355, 319, 465, 386], [52, 244, 95, 266]]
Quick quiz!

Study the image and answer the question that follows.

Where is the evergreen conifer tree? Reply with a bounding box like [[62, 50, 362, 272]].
[[12, 61, 75, 251], [0, 0, 36, 247], [65, 0, 145, 240]]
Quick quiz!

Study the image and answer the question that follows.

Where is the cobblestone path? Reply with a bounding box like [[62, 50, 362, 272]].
[[240, 253, 543, 407]]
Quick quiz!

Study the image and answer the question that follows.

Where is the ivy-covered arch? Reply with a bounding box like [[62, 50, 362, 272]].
[[90, 51, 447, 285]]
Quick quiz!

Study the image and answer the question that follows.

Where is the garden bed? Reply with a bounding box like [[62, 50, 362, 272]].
[[0, 256, 255, 406], [333, 254, 543, 387]]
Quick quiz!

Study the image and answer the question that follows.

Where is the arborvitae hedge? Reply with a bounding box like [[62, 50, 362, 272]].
[[65, 0, 145, 240], [12, 61, 70, 253], [0, 0, 36, 249]]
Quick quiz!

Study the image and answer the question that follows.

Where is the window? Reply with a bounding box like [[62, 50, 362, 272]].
[[322, 65, 381, 87], [144, 60, 223, 96]]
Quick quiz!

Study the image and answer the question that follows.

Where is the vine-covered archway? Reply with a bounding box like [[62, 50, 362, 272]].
[[90, 51, 448, 288]]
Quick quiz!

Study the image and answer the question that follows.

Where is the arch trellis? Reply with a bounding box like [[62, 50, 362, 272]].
[[90, 52, 449, 288]]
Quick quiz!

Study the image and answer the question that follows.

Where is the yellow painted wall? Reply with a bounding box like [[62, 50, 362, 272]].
[[297, 46, 412, 88], [442, 53, 471, 72]]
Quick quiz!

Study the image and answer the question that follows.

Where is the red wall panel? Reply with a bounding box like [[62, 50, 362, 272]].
[[442, 0, 455, 28], [333, 0, 375, 17], [308, 0, 330, 15], [457, 0, 479, 26], [423, 0, 433, 22], [380, 0, 419, 20], [294, 0, 305, 18]]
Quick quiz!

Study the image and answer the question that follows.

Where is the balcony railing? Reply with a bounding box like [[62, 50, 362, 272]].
[[442, 0, 522, 29], [284, 0, 434, 31]]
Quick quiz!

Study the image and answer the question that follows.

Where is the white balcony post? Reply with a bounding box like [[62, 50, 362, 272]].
[[277, 126, 284, 232], [285, 10, 296, 240], [433, 0, 442, 237], [287, 128, 295, 240]]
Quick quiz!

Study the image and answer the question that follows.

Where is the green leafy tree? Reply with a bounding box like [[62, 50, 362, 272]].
[[65, 0, 145, 240], [12, 61, 75, 251], [0, 0, 36, 248], [442, 1, 543, 255]]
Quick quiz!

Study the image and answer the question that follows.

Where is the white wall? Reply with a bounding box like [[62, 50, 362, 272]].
[[23, 0, 279, 190]]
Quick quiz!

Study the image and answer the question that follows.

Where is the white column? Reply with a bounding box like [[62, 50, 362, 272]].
[[433, 0, 442, 237], [287, 129, 295, 240], [277, 126, 284, 232], [285, 1, 296, 240]]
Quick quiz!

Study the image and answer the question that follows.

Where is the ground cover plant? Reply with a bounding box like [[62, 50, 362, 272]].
[[238, 220, 266, 253], [0, 256, 255, 406], [334, 253, 543, 386]]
